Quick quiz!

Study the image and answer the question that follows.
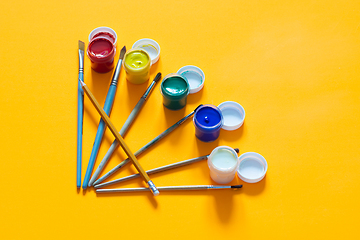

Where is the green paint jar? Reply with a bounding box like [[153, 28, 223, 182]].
[[160, 73, 190, 110]]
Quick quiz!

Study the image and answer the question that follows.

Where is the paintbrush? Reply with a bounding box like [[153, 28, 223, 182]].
[[93, 104, 203, 186], [79, 79, 159, 196], [94, 148, 240, 189], [88, 72, 162, 187], [96, 185, 243, 193], [82, 46, 126, 190], [77, 40, 85, 188]]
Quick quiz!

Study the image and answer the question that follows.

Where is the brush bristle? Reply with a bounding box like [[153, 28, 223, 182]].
[[78, 40, 85, 51], [194, 104, 203, 112], [153, 72, 162, 82], [234, 148, 240, 153], [119, 46, 126, 59], [231, 185, 243, 189]]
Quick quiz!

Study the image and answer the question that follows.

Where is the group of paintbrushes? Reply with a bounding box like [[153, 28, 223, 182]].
[[77, 40, 242, 196]]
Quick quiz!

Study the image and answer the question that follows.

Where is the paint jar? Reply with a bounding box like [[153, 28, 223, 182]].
[[87, 27, 117, 73], [208, 146, 239, 184], [193, 102, 245, 142], [193, 105, 223, 142], [89, 27, 117, 49], [237, 152, 267, 183], [177, 65, 205, 94], [123, 48, 151, 84], [132, 38, 160, 65], [217, 101, 245, 130], [160, 73, 190, 110]]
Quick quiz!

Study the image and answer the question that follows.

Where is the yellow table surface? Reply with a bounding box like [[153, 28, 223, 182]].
[[1, 0, 359, 239]]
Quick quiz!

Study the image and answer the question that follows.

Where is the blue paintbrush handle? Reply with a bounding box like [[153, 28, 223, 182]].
[[77, 73, 84, 188], [82, 84, 117, 189]]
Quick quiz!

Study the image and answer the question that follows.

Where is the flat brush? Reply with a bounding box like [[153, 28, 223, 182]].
[[79, 80, 159, 196], [77, 40, 85, 188], [93, 104, 203, 186], [88, 72, 162, 187], [94, 148, 240, 189], [82, 46, 126, 190], [96, 185, 243, 193]]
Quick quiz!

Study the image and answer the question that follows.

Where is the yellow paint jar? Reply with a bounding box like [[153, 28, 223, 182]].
[[123, 48, 151, 84]]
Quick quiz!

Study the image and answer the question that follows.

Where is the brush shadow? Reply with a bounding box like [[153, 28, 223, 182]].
[[220, 123, 244, 142], [96, 188, 159, 208], [82, 188, 89, 195]]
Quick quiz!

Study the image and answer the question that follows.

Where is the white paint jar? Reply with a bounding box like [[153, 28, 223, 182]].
[[208, 146, 239, 184]]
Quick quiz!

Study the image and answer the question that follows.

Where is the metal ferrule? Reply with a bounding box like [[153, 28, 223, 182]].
[[78, 50, 84, 73], [142, 80, 156, 100], [176, 110, 196, 125], [211, 185, 229, 189], [147, 180, 160, 196], [110, 59, 123, 86]]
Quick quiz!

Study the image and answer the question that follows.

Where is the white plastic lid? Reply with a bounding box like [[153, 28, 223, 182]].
[[89, 27, 117, 47], [217, 101, 245, 131], [177, 65, 205, 94], [237, 152, 267, 183], [132, 38, 160, 65]]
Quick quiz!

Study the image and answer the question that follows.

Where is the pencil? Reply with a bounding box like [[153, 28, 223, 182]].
[[79, 79, 159, 196], [82, 46, 126, 190], [94, 148, 239, 189], [92, 104, 203, 186], [88, 72, 162, 187], [96, 185, 242, 193]]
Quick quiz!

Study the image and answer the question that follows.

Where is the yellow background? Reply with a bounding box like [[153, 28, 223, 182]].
[[1, 0, 359, 239]]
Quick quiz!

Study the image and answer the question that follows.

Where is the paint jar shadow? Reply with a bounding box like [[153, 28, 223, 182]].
[[187, 88, 203, 104], [220, 123, 245, 142], [90, 69, 113, 101], [194, 135, 220, 155], [162, 105, 187, 128], [150, 59, 161, 76], [239, 176, 267, 196], [126, 79, 149, 110], [211, 177, 242, 223]]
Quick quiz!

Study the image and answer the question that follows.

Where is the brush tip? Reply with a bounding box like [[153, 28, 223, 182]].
[[153, 72, 162, 82], [234, 148, 240, 153], [119, 46, 126, 59], [231, 185, 243, 189], [194, 104, 203, 112], [78, 40, 85, 51]]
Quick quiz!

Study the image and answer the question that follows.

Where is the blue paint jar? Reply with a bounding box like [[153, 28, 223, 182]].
[[193, 105, 223, 142]]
